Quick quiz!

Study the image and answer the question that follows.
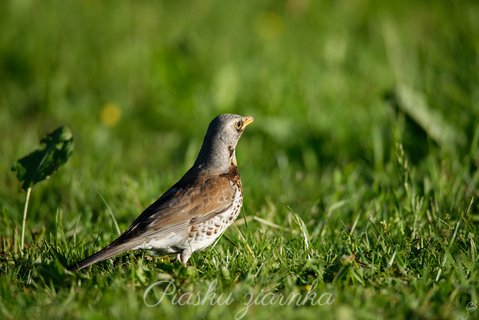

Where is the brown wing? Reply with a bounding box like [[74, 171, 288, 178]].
[[116, 172, 237, 244], [68, 172, 237, 271]]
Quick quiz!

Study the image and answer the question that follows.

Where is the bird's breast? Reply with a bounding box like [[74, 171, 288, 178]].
[[185, 186, 243, 252]]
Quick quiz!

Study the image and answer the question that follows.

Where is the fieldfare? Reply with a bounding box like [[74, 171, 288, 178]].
[[69, 114, 254, 271]]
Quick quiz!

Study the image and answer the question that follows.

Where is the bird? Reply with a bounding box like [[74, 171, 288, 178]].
[[69, 114, 254, 271]]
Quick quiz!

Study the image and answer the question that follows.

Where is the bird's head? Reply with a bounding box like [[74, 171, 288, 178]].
[[195, 114, 254, 172]]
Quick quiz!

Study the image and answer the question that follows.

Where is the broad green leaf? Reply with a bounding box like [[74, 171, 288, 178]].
[[12, 126, 74, 190]]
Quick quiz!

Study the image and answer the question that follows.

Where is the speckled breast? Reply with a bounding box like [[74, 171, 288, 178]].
[[185, 186, 243, 252]]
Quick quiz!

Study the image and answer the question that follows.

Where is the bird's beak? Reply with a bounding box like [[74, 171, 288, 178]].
[[242, 116, 254, 129]]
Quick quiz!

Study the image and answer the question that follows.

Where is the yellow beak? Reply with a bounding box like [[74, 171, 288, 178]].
[[242, 116, 254, 128]]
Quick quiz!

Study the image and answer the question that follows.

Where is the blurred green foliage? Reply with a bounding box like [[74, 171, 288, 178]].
[[12, 126, 73, 190]]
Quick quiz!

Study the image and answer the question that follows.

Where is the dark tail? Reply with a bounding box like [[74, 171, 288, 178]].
[[68, 240, 137, 271]]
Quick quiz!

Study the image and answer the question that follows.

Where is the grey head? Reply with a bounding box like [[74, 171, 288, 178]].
[[194, 114, 254, 173]]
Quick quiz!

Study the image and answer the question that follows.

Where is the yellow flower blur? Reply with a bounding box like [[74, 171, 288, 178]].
[[100, 103, 121, 127], [255, 12, 284, 40]]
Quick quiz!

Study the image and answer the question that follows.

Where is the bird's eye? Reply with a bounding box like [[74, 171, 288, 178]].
[[234, 121, 243, 130]]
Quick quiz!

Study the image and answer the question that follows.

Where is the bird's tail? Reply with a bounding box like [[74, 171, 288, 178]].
[[68, 240, 137, 271]]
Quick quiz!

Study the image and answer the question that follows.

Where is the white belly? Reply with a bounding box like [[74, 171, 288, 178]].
[[132, 231, 186, 254]]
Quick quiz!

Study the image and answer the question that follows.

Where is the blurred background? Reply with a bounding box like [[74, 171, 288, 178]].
[[1, 0, 478, 234]]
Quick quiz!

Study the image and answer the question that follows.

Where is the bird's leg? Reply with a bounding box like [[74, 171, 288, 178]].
[[178, 250, 191, 266]]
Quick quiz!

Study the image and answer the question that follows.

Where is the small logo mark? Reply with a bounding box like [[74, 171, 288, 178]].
[[461, 301, 477, 320]]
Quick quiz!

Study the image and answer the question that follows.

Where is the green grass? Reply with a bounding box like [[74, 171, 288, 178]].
[[1, 0, 479, 319]]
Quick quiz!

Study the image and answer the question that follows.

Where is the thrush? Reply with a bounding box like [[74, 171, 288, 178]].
[[69, 114, 254, 271]]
